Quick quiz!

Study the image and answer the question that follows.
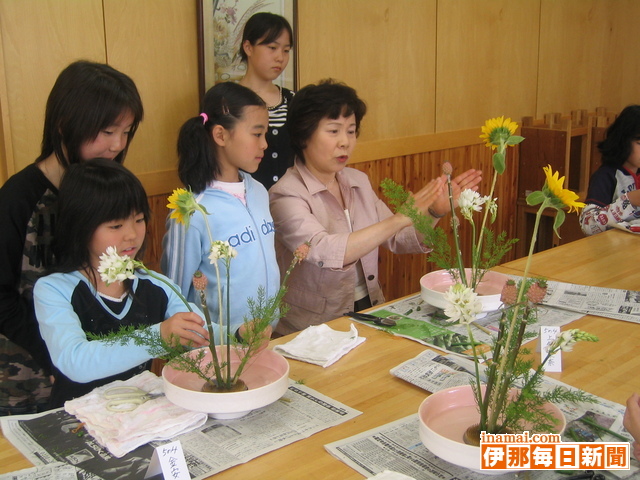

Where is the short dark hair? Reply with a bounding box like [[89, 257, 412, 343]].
[[238, 12, 293, 62], [598, 105, 640, 167], [287, 79, 367, 162], [177, 82, 266, 193], [37, 60, 144, 168], [54, 159, 150, 277]]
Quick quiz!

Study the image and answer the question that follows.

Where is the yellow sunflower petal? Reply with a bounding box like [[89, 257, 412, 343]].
[[479, 116, 520, 150], [166, 188, 196, 225], [542, 165, 586, 213]]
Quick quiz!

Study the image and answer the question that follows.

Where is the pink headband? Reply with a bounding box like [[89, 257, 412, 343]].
[[200, 113, 208, 124]]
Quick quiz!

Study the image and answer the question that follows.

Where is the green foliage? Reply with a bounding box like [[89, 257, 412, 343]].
[[553, 208, 566, 236], [474, 279, 598, 434], [526, 190, 545, 206], [380, 178, 515, 276], [506, 135, 525, 146], [380, 178, 440, 248], [479, 229, 519, 270], [492, 152, 506, 174], [88, 285, 287, 391]]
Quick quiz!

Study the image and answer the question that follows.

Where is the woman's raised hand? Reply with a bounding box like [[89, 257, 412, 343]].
[[410, 176, 446, 216], [429, 168, 483, 217]]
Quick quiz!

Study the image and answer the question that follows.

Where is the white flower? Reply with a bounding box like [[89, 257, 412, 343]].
[[443, 283, 483, 324], [208, 240, 238, 263], [551, 328, 598, 352], [458, 189, 486, 221], [555, 330, 578, 351], [97, 246, 136, 285]]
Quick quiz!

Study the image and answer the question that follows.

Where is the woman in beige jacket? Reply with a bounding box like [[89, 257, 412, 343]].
[[269, 79, 481, 335]]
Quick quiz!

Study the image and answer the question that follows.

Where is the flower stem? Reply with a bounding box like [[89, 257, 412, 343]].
[[465, 323, 486, 428], [198, 290, 223, 382], [473, 166, 499, 284], [447, 175, 467, 286], [211, 262, 224, 347], [225, 258, 231, 385], [486, 199, 549, 429], [137, 264, 192, 312]]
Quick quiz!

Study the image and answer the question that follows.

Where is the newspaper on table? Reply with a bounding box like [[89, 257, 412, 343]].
[[360, 273, 640, 358], [542, 280, 640, 323], [1, 382, 361, 480], [0, 463, 78, 480], [358, 292, 583, 358], [326, 351, 639, 480]]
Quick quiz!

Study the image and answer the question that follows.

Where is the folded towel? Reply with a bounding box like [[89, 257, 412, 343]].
[[273, 323, 365, 367], [64, 371, 208, 458]]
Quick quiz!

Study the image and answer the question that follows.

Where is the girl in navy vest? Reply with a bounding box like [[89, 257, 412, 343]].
[[34, 160, 208, 407]]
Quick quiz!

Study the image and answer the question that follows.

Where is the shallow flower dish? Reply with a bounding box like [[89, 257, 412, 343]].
[[418, 385, 566, 474], [163, 346, 290, 419], [420, 268, 509, 313]]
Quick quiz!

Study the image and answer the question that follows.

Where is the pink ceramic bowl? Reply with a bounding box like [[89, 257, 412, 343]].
[[420, 268, 509, 312], [163, 347, 290, 419]]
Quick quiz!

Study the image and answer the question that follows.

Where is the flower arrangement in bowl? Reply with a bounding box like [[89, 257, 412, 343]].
[[95, 189, 308, 417], [382, 117, 599, 461]]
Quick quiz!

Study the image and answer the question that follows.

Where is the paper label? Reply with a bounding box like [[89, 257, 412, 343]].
[[540, 326, 562, 373], [145, 440, 190, 480]]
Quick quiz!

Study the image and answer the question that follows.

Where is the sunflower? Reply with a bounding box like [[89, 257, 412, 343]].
[[479, 116, 519, 150], [542, 165, 585, 213], [167, 188, 203, 227]]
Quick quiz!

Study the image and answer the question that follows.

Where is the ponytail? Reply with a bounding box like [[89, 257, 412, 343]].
[[177, 116, 217, 193], [176, 82, 265, 193]]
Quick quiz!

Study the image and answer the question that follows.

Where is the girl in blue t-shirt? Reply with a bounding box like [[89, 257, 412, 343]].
[[34, 159, 208, 407], [162, 82, 280, 345]]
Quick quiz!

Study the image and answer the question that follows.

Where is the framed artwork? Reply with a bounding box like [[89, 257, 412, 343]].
[[197, 0, 297, 98]]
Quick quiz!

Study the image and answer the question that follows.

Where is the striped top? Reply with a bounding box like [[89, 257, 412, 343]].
[[268, 86, 289, 128]]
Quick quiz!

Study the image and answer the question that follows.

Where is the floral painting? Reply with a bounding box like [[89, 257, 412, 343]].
[[200, 0, 296, 91]]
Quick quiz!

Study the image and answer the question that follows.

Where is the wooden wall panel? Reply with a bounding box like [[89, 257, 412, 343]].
[[0, 0, 105, 177], [103, 0, 200, 195], [599, 0, 640, 111], [144, 194, 170, 273], [536, 0, 608, 118], [435, 0, 540, 132], [297, 0, 437, 142]]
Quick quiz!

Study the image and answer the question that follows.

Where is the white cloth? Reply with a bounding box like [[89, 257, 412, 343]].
[[273, 323, 365, 367], [64, 371, 208, 458]]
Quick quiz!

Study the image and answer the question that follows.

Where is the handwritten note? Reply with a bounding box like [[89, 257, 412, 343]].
[[145, 440, 190, 480], [540, 326, 562, 373]]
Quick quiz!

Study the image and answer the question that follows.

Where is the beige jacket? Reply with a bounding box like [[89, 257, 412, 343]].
[[269, 159, 427, 335]]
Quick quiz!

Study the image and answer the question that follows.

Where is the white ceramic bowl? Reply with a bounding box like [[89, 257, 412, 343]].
[[418, 385, 566, 474], [163, 347, 290, 419], [420, 268, 509, 312]]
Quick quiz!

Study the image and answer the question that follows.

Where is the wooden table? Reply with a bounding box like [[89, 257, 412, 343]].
[[1, 229, 638, 479]]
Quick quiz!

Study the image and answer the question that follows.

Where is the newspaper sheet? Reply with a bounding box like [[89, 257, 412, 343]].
[[325, 413, 638, 480], [542, 280, 640, 323], [1, 383, 361, 480], [0, 463, 78, 480], [357, 293, 583, 358], [324, 351, 638, 480]]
